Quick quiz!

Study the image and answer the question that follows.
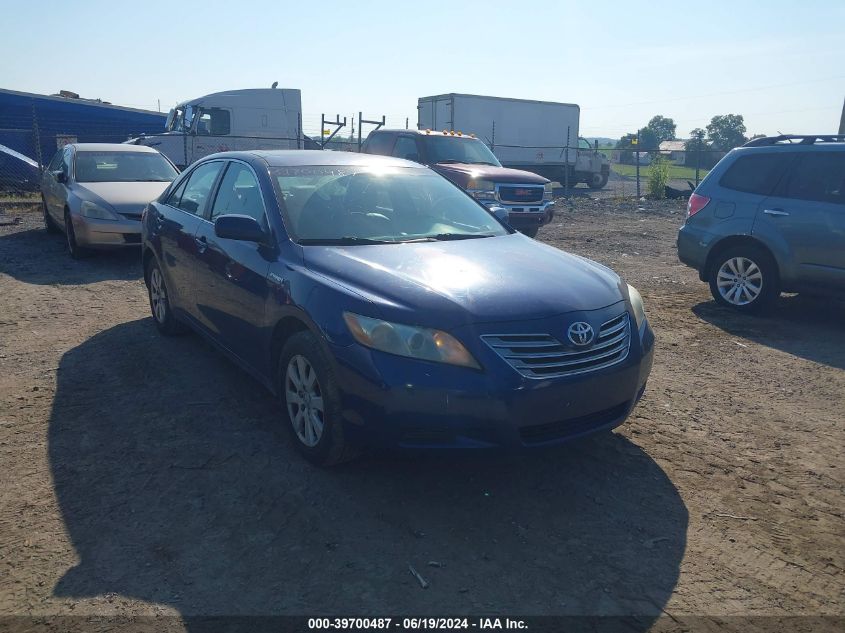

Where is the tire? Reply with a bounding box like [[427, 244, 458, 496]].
[[64, 211, 90, 259], [278, 331, 357, 466], [519, 226, 539, 238], [708, 245, 779, 314], [43, 197, 60, 233], [146, 259, 186, 335], [588, 172, 609, 189]]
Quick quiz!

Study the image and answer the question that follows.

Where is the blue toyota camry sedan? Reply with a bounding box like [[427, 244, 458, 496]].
[[141, 150, 654, 465]]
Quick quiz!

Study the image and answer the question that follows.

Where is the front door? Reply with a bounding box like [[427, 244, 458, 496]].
[[193, 160, 272, 372], [754, 151, 845, 290]]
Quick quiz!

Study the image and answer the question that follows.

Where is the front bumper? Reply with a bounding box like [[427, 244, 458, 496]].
[[330, 311, 655, 451], [481, 199, 555, 229], [70, 213, 142, 248]]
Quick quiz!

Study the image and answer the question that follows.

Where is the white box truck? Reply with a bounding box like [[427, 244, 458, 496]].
[[418, 93, 609, 189], [128, 88, 302, 169]]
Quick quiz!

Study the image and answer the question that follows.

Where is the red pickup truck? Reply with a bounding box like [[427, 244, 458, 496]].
[[362, 129, 554, 238]]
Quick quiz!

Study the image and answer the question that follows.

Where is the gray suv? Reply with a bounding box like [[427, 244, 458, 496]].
[[677, 135, 845, 313]]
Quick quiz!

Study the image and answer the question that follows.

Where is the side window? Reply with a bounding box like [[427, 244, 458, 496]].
[[211, 162, 265, 224], [176, 161, 224, 216], [719, 153, 793, 195], [392, 136, 420, 162], [364, 132, 394, 156], [196, 108, 231, 136], [165, 176, 189, 208], [783, 152, 845, 205], [47, 150, 63, 172]]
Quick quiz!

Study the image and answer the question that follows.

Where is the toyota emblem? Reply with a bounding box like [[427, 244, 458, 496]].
[[567, 321, 594, 346]]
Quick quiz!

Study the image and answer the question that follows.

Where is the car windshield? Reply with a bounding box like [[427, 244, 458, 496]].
[[421, 136, 502, 166], [74, 151, 178, 183], [272, 165, 509, 244]]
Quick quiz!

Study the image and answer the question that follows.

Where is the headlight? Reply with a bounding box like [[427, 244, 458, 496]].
[[627, 284, 647, 329], [343, 312, 480, 369], [466, 179, 496, 200], [80, 201, 119, 220]]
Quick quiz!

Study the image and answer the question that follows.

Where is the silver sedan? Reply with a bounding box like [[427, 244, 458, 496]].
[[41, 143, 178, 258]]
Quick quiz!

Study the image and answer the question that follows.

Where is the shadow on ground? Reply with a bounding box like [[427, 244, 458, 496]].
[[49, 319, 687, 628], [0, 227, 142, 285], [693, 294, 845, 370]]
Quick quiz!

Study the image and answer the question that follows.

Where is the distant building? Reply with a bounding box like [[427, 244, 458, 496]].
[[658, 140, 687, 164]]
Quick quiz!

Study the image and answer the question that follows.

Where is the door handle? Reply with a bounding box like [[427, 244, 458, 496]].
[[194, 235, 208, 254], [763, 208, 790, 217]]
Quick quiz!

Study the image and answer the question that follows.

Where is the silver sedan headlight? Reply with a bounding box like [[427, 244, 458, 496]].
[[627, 284, 647, 330], [343, 312, 480, 369], [80, 201, 119, 220]]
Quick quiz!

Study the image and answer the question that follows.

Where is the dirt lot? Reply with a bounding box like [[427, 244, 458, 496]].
[[0, 200, 842, 631]]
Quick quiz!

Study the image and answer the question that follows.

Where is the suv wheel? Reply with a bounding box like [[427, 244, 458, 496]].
[[519, 226, 539, 238], [708, 245, 779, 313], [279, 331, 357, 466], [588, 172, 609, 189]]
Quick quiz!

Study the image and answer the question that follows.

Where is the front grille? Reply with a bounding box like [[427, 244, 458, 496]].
[[481, 312, 631, 379], [519, 401, 630, 444], [498, 185, 544, 203]]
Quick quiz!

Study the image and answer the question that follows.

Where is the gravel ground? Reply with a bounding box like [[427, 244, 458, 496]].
[[0, 200, 842, 632]]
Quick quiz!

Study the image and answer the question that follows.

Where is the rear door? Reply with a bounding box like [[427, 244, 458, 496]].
[[754, 149, 845, 289], [155, 160, 226, 317], [192, 160, 273, 371]]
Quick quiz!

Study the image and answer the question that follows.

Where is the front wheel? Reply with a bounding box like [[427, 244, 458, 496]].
[[518, 226, 539, 238], [146, 259, 186, 335], [708, 246, 779, 313], [279, 331, 357, 466], [43, 197, 60, 233], [588, 172, 609, 189], [64, 211, 90, 259]]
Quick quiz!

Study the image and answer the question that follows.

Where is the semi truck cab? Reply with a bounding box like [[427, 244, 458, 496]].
[[362, 129, 554, 237]]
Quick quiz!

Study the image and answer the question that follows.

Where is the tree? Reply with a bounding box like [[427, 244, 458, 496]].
[[646, 115, 676, 143], [636, 127, 659, 152], [706, 114, 748, 151]]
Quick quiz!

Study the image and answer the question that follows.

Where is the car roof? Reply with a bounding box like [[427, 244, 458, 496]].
[[203, 149, 427, 168], [374, 128, 479, 139], [69, 143, 161, 153]]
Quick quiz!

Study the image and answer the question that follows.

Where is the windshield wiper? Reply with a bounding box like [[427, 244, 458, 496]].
[[297, 236, 400, 245], [431, 233, 497, 241], [468, 161, 498, 166], [435, 159, 465, 164]]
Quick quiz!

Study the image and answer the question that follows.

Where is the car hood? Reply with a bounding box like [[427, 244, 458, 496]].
[[432, 163, 549, 187], [75, 181, 171, 215], [303, 234, 624, 328]]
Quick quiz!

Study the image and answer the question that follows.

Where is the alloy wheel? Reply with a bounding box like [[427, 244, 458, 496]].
[[285, 355, 324, 447], [716, 256, 763, 306], [149, 268, 168, 324]]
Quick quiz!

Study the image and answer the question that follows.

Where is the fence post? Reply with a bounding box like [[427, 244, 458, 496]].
[[297, 112, 302, 149], [357, 112, 362, 152], [636, 130, 641, 199], [31, 105, 43, 169], [564, 126, 570, 196], [694, 129, 704, 187], [490, 121, 495, 153]]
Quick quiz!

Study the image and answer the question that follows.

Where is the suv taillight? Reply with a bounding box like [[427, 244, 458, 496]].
[[687, 193, 710, 218]]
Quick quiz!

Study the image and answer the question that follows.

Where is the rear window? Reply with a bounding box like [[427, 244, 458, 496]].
[[719, 153, 793, 195], [364, 133, 394, 156]]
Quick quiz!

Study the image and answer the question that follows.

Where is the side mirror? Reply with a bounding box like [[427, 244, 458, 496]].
[[54, 170, 67, 183], [214, 214, 265, 242], [488, 205, 510, 225]]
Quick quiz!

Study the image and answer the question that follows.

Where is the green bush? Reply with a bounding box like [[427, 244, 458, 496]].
[[647, 156, 670, 199]]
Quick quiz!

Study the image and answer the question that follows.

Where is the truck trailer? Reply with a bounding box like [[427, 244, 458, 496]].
[[418, 93, 608, 189]]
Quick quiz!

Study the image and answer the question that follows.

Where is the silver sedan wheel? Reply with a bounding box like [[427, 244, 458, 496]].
[[717, 256, 763, 306], [285, 355, 324, 447], [149, 268, 167, 323]]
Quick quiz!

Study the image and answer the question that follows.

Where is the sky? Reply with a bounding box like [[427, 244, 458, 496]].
[[1, 0, 843, 140]]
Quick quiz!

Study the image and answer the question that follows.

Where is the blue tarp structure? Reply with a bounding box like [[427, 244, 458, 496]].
[[0, 88, 167, 167]]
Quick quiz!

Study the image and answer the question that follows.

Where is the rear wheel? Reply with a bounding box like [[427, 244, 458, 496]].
[[708, 245, 779, 313], [588, 172, 609, 189], [279, 331, 357, 466], [43, 197, 59, 233]]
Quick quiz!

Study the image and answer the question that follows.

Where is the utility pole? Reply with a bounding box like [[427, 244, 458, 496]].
[[635, 130, 641, 199]]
